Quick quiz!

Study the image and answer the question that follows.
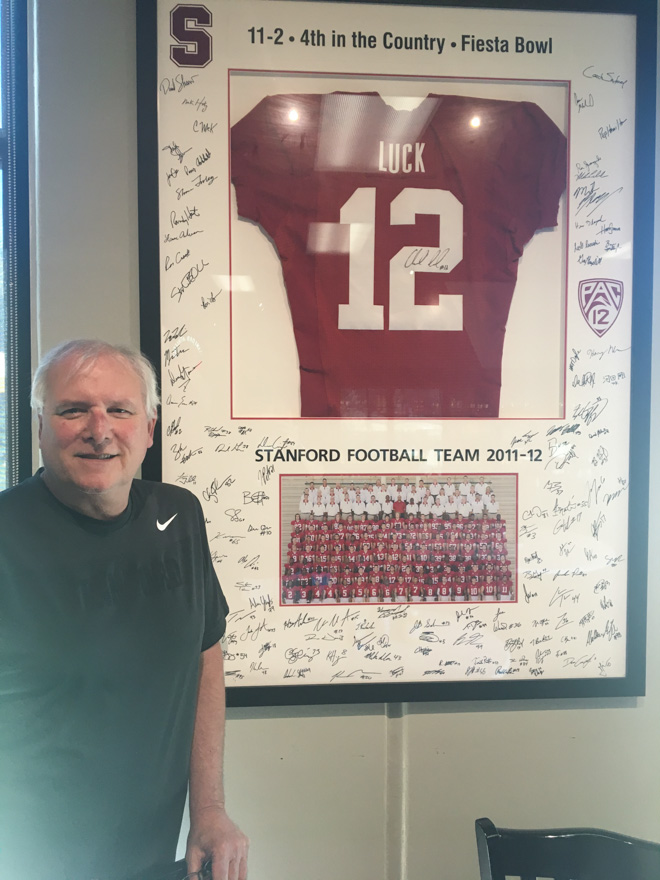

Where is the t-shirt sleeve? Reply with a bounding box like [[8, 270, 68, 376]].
[[500, 101, 567, 254], [194, 497, 229, 651]]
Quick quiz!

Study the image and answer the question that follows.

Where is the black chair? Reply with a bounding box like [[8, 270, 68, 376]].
[[126, 858, 212, 880], [476, 817, 660, 880]]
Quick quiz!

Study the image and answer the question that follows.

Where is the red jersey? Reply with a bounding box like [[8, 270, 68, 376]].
[[232, 92, 566, 418], [467, 581, 481, 599]]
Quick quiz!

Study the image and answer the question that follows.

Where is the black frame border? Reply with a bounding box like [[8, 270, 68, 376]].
[[2, 0, 31, 487]]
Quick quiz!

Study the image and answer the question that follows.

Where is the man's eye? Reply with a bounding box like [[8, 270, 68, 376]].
[[59, 408, 84, 417]]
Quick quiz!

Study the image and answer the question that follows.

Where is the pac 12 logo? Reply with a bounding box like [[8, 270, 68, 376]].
[[577, 278, 624, 337]]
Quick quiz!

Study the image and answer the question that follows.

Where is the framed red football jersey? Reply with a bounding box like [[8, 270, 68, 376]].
[[232, 92, 566, 418]]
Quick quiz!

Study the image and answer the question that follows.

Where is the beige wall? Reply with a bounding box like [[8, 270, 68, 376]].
[[31, 2, 660, 878]]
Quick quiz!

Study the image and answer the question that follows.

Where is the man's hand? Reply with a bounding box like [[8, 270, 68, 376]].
[[186, 804, 249, 880]]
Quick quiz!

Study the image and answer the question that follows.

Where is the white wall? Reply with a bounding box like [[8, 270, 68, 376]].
[[31, 2, 660, 878], [31, 0, 140, 356]]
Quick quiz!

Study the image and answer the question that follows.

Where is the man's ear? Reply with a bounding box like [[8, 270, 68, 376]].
[[146, 416, 157, 448]]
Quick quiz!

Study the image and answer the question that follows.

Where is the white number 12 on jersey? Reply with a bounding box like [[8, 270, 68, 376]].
[[321, 187, 464, 331]]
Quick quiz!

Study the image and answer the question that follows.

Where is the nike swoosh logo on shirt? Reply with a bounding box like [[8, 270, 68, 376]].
[[157, 513, 178, 531]]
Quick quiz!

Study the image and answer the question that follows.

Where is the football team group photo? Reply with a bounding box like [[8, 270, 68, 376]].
[[280, 473, 517, 605]]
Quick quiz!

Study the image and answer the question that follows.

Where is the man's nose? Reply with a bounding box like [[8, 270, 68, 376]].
[[85, 409, 111, 443]]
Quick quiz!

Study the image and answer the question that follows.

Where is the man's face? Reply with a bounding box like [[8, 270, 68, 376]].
[[38, 353, 156, 515]]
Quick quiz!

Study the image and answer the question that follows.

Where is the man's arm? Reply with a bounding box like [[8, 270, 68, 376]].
[[186, 641, 249, 880]]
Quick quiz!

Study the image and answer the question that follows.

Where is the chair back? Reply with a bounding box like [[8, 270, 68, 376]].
[[475, 817, 660, 880], [126, 858, 212, 880]]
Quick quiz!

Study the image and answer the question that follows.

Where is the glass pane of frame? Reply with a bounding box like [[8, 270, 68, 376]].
[[139, 0, 655, 705]]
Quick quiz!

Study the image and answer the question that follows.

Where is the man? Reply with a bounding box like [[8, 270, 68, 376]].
[[471, 492, 485, 518], [298, 489, 313, 518], [318, 477, 331, 504], [392, 494, 406, 516], [406, 496, 419, 518], [485, 492, 501, 518], [418, 492, 433, 517], [428, 478, 442, 497], [458, 495, 473, 519], [365, 493, 382, 520], [444, 493, 458, 518], [0, 341, 248, 880], [325, 490, 340, 518], [430, 492, 446, 520], [474, 476, 488, 497], [311, 495, 327, 519], [414, 479, 426, 503], [443, 477, 456, 496], [352, 495, 366, 517], [339, 490, 353, 517]]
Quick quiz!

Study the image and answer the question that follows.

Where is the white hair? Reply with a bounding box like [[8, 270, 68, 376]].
[[31, 339, 160, 418]]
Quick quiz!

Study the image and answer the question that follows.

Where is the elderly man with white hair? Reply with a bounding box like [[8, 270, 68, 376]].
[[0, 340, 248, 880]]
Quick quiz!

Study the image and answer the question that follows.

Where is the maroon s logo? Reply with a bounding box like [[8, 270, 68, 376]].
[[170, 5, 212, 67]]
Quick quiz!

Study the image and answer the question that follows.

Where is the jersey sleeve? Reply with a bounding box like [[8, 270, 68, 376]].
[[501, 101, 567, 254], [231, 94, 319, 236]]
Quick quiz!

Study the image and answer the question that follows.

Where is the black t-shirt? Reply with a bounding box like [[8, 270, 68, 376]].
[[0, 474, 228, 880]]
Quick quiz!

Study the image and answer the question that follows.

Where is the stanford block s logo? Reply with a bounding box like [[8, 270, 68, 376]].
[[170, 5, 212, 67], [578, 278, 624, 337]]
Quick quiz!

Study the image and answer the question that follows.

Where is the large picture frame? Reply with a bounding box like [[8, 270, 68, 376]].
[[137, 0, 656, 706]]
